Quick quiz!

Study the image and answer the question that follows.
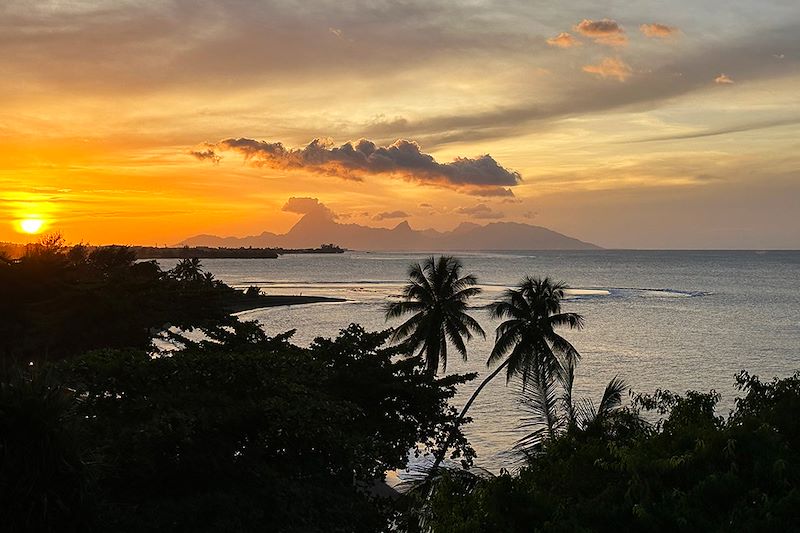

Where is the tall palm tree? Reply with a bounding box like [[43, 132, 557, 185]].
[[430, 276, 583, 471], [385, 256, 485, 375]]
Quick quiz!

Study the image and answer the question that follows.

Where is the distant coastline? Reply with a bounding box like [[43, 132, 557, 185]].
[[134, 244, 345, 259]]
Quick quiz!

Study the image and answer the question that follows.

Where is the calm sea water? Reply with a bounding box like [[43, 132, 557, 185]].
[[160, 250, 800, 472]]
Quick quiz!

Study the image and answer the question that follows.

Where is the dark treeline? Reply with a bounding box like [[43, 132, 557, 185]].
[[134, 243, 345, 259], [135, 246, 280, 259], [1, 245, 798, 531], [1, 242, 346, 261], [1, 235, 256, 363]]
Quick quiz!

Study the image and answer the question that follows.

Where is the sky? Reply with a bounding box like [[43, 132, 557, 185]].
[[1, 0, 798, 248]]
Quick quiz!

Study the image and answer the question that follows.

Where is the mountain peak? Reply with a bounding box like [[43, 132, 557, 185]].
[[287, 209, 336, 234], [452, 222, 480, 234]]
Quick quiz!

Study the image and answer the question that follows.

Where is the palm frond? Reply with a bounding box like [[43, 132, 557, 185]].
[[547, 332, 582, 370], [487, 327, 520, 368], [548, 312, 585, 330], [576, 398, 598, 428], [444, 319, 469, 360], [515, 359, 563, 451], [400, 282, 433, 303], [597, 375, 628, 417], [384, 299, 425, 320], [389, 312, 426, 342], [561, 358, 577, 427], [488, 290, 524, 319], [407, 262, 433, 294], [458, 312, 486, 339], [451, 286, 482, 302]]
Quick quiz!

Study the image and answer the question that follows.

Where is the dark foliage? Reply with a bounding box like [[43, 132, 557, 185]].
[[2, 324, 474, 532], [0, 371, 91, 533], [0, 236, 246, 363], [415, 371, 800, 532]]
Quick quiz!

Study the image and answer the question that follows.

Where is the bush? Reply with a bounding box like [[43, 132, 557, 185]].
[[2, 324, 474, 532], [417, 372, 800, 532]]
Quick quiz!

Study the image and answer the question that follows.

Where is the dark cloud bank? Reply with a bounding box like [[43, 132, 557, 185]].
[[192, 137, 521, 195]]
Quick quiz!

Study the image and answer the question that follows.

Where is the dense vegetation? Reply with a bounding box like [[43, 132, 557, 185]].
[[2, 325, 473, 532], [1, 243, 798, 531], [0, 235, 244, 363], [414, 371, 800, 531], [0, 240, 473, 531]]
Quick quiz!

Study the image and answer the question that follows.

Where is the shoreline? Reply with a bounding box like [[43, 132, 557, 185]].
[[225, 294, 346, 314]]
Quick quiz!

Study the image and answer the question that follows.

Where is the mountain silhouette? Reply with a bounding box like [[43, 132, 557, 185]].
[[179, 211, 599, 250]]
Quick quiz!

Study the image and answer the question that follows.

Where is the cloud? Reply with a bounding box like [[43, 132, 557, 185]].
[[187, 149, 220, 164], [582, 57, 633, 81], [469, 187, 515, 197], [575, 19, 627, 46], [715, 73, 735, 84], [456, 204, 505, 219], [350, 25, 798, 148], [546, 32, 581, 48], [373, 210, 410, 220], [625, 116, 800, 143], [281, 197, 335, 218], [640, 23, 679, 38], [194, 138, 522, 192]]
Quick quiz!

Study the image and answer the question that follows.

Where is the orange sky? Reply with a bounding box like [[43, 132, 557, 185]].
[[1, 1, 798, 248]]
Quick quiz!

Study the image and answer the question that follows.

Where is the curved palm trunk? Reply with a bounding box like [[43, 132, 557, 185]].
[[429, 358, 510, 473]]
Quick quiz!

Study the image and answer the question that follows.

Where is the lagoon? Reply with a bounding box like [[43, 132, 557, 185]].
[[160, 250, 800, 471]]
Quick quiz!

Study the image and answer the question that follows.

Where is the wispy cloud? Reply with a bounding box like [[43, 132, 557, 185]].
[[456, 204, 505, 219], [373, 210, 409, 220], [715, 73, 735, 84], [582, 57, 633, 81], [640, 23, 679, 38], [624, 117, 800, 143], [575, 19, 627, 46], [546, 32, 581, 48], [193, 138, 522, 193]]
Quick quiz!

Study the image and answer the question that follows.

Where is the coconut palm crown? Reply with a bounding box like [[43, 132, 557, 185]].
[[487, 276, 584, 387], [385, 256, 485, 375]]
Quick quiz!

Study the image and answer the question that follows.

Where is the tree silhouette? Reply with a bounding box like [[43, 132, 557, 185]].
[[171, 257, 205, 283], [431, 276, 584, 471], [385, 256, 485, 375]]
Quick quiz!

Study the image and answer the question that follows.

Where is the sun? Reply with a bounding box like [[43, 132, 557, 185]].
[[18, 218, 45, 235]]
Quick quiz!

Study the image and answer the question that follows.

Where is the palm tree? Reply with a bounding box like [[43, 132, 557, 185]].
[[172, 257, 204, 283], [516, 374, 628, 452], [385, 256, 485, 375], [430, 276, 583, 471]]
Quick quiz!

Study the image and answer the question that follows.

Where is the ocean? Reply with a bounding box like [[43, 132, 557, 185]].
[[158, 250, 800, 472]]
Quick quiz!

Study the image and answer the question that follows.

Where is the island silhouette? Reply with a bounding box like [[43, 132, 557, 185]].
[[180, 207, 599, 251]]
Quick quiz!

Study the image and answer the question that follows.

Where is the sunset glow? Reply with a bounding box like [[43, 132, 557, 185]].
[[0, 1, 797, 248]]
